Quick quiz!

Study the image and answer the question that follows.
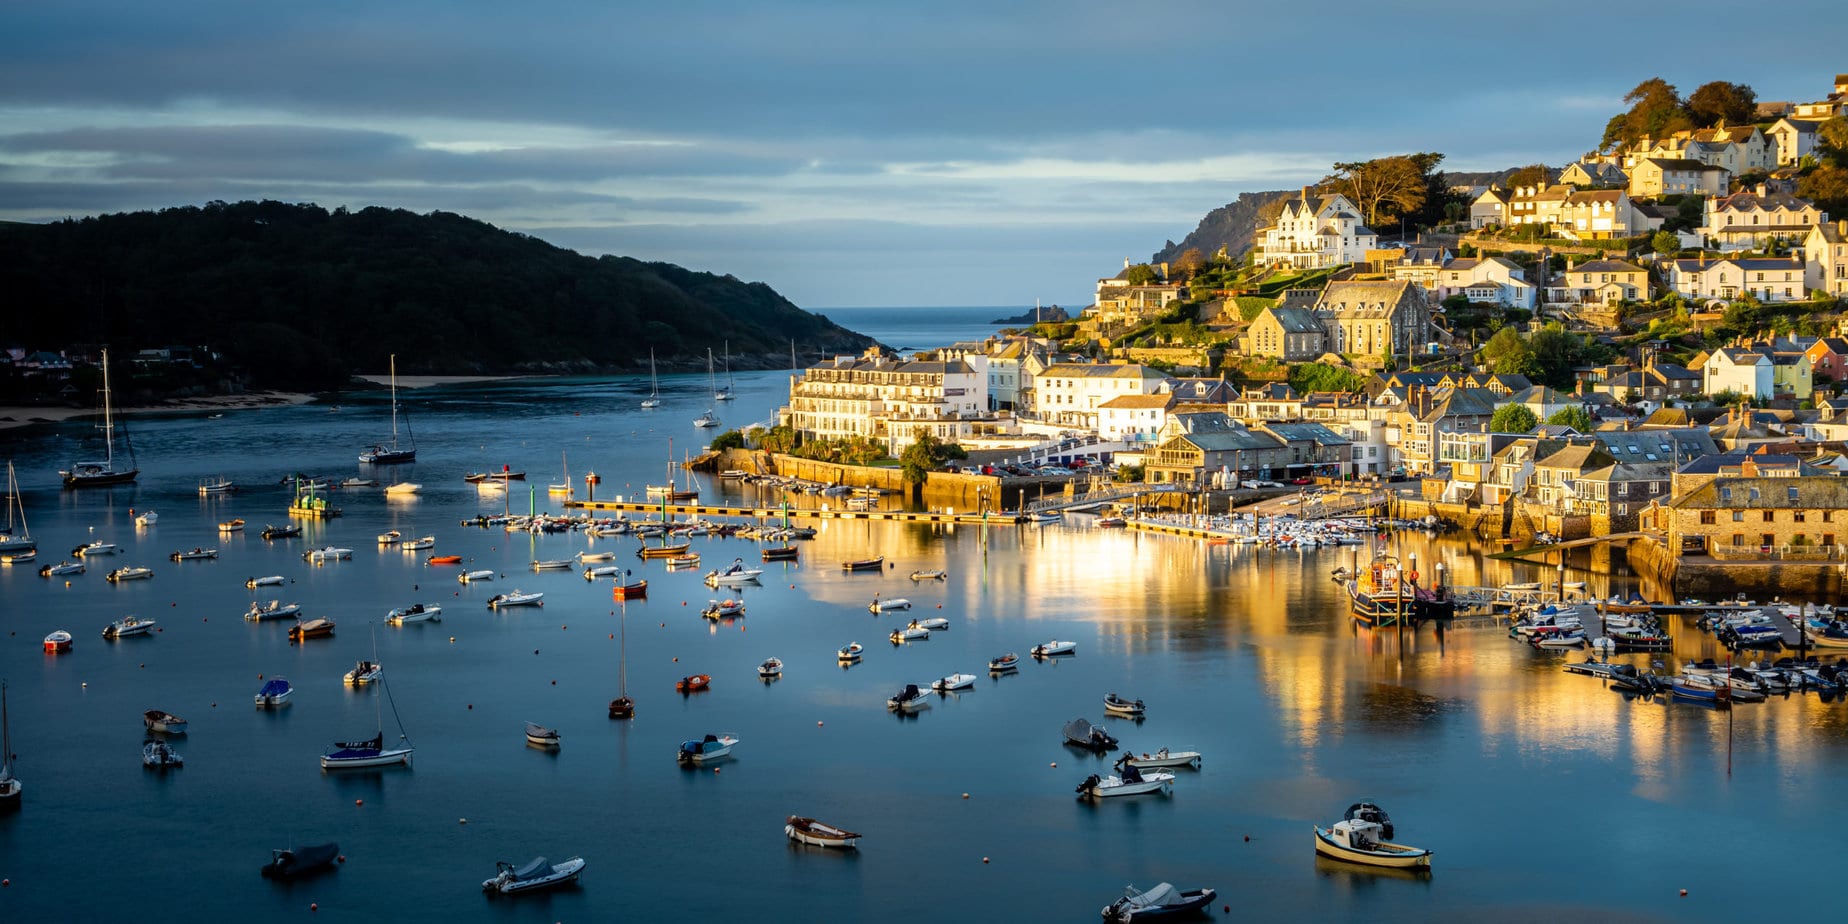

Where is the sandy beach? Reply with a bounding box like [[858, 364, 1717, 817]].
[[0, 392, 315, 432]]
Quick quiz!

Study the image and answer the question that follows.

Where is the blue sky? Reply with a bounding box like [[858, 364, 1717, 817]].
[[1, 2, 1842, 307]]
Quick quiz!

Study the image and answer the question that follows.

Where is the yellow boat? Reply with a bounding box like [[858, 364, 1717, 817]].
[[1313, 820, 1431, 869]]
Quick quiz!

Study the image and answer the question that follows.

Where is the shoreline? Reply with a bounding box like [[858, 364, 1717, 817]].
[[352, 373, 523, 388], [0, 392, 315, 432]]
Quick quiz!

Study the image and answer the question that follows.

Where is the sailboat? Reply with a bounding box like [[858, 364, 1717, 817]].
[[0, 462, 34, 555], [0, 680, 19, 808], [548, 452, 573, 498], [714, 342, 735, 401], [640, 349, 662, 409], [358, 354, 416, 464], [609, 603, 635, 719], [694, 349, 721, 427], [321, 668, 414, 769], [60, 349, 139, 488]]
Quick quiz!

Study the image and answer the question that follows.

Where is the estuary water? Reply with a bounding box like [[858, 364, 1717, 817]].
[[0, 322, 1845, 922]]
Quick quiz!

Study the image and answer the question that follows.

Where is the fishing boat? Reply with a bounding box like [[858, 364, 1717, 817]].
[[988, 652, 1020, 672], [254, 678, 293, 707], [1102, 882, 1217, 922], [675, 674, 711, 693], [1343, 801, 1395, 838], [0, 462, 35, 554], [761, 545, 799, 562], [931, 673, 977, 692], [217, 518, 246, 534], [358, 354, 416, 464], [887, 684, 931, 711], [134, 510, 158, 527], [141, 739, 184, 769], [1346, 553, 1453, 627], [289, 618, 336, 641], [909, 569, 946, 581], [1119, 748, 1203, 771], [320, 675, 414, 769], [39, 560, 84, 577], [641, 349, 662, 408], [168, 547, 218, 561], [842, 557, 884, 572], [387, 603, 441, 624], [1075, 767, 1174, 799], [260, 842, 338, 880], [1062, 718, 1118, 752], [837, 642, 864, 663], [785, 816, 860, 849], [106, 565, 154, 583], [459, 569, 495, 584], [869, 596, 912, 613], [612, 576, 648, 598], [701, 599, 745, 618], [1313, 819, 1432, 869], [343, 660, 382, 685], [61, 350, 139, 487], [758, 657, 783, 679], [74, 541, 118, 557], [1103, 693, 1146, 717], [143, 710, 188, 734], [42, 630, 73, 653], [1032, 640, 1077, 658], [677, 733, 738, 763], [889, 625, 930, 642], [287, 478, 342, 520], [0, 682, 19, 808], [399, 536, 435, 551], [487, 590, 545, 609], [525, 722, 561, 747], [482, 856, 585, 895], [102, 615, 157, 638], [261, 523, 301, 540]]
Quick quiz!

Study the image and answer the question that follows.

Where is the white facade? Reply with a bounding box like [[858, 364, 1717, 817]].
[[1097, 394, 1175, 444], [1701, 348, 1774, 398], [1667, 257, 1810, 304], [1426, 257, 1537, 309], [1806, 221, 1848, 298], [1698, 189, 1827, 251], [786, 350, 990, 453], [1253, 190, 1378, 269], [1032, 363, 1172, 429]]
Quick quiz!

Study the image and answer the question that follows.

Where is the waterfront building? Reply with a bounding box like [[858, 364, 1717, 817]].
[[1096, 393, 1176, 445], [1031, 362, 1171, 430], [1145, 422, 1288, 485], [785, 347, 990, 453], [1661, 474, 1848, 561]]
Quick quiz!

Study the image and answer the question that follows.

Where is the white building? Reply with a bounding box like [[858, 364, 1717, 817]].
[[1252, 189, 1378, 269], [1698, 347, 1774, 398], [1032, 363, 1172, 429], [1666, 256, 1810, 304], [1806, 220, 1848, 298], [1097, 393, 1176, 445], [1413, 256, 1537, 309], [1698, 188, 1827, 251], [785, 348, 990, 453]]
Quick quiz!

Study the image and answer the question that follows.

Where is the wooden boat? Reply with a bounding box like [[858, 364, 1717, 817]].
[[168, 547, 218, 561], [638, 542, 692, 560], [931, 673, 977, 692], [1120, 748, 1203, 771], [1095, 516, 1128, 529], [1032, 640, 1077, 658], [1102, 882, 1216, 922], [481, 856, 585, 895], [217, 518, 246, 533], [39, 560, 84, 577], [675, 674, 711, 693], [1313, 819, 1431, 869], [289, 618, 336, 642], [1103, 692, 1146, 717], [464, 470, 526, 483], [260, 524, 301, 540], [487, 590, 545, 609], [576, 550, 616, 562], [141, 739, 184, 769], [42, 630, 73, 653], [260, 842, 337, 879], [665, 553, 701, 569], [869, 597, 911, 613], [761, 545, 799, 562], [254, 678, 293, 707], [106, 565, 154, 583], [785, 816, 860, 849], [524, 722, 561, 747], [143, 710, 188, 734], [988, 652, 1020, 672], [386, 603, 440, 624], [677, 733, 738, 762], [399, 536, 435, 551], [377, 530, 402, 545], [842, 557, 885, 572], [758, 657, 783, 679], [102, 615, 157, 638], [458, 569, 495, 584], [1062, 717, 1117, 752], [343, 660, 382, 685], [1075, 768, 1174, 799], [612, 578, 648, 599], [886, 684, 931, 711], [909, 569, 946, 581], [245, 600, 301, 621], [426, 554, 464, 565], [837, 642, 864, 663]]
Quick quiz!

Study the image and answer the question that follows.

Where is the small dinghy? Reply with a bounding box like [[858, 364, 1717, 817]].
[[758, 657, 783, 679], [530, 559, 573, 572], [1075, 767, 1174, 799], [482, 856, 585, 896], [914, 617, 949, 631], [889, 624, 931, 643], [254, 678, 293, 707], [43, 630, 73, 653], [260, 524, 301, 540], [458, 570, 495, 584], [261, 842, 338, 880], [583, 565, 624, 580], [701, 599, 745, 618], [869, 597, 912, 613], [134, 511, 158, 527], [837, 642, 864, 663], [427, 554, 463, 565], [1102, 882, 1217, 922], [675, 674, 711, 693], [1032, 640, 1077, 658], [612, 577, 648, 598], [761, 545, 799, 562], [524, 722, 560, 747], [1119, 747, 1203, 771], [841, 556, 884, 572], [909, 569, 946, 581], [168, 547, 218, 561], [39, 560, 85, 577], [74, 541, 119, 557], [142, 739, 184, 769], [887, 684, 931, 711], [218, 518, 246, 533], [931, 673, 977, 692], [289, 618, 336, 641], [988, 652, 1020, 672], [246, 575, 285, 588], [576, 550, 616, 563], [144, 709, 188, 734], [103, 615, 157, 639], [386, 603, 440, 624], [677, 733, 738, 762], [786, 816, 860, 849], [106, 566, 154, 583], [1062, 717, 1118, 752], [665, 553, 702, 569], [246, 600, 301, 621], [1103, 692, 1146, 717], [399, 536, 435, 551], [1313, 818, 1431, 869], [343, 661, 382, 685], [377, 530, 402, 545], [487, 590, 545, 609]]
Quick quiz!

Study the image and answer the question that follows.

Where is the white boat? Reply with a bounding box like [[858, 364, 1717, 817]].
[[1, 462, 37, 556], [704, 559, 763, 585], [254, 678, 293, 707], [1, 549, 35, 564], [641, 349, 662, 408], [988, 652, 1020, 672], [758, 657, 784, 679], [197, 476, 237, 496], [914, 617, 949, 631], [102, 615, 157, 638], [1313, 819, 1432, 869], [0, 681, 19, 808], [1121, 748, 1203, 770], [39, 560, 84, 577], [321, 732, 413, 769], [141, 739, 184, 769], [343, 660, 382, 685], [678, 733, 739, 762], [245, 600, 301, 621], [358, 354, 417, 464], [488, 590, 545, 608], [530, 559, 573, 571], [1075, 769, 1174, 799], [889, 625, 931, 642], [459, 570, 495, 584], [42, 630, 73, 653], [134, 510, 158, 527], [387, 603, 441, 624], [702, 599, 745, 618], [714, 343, 736, 401], [1032, 640, 1077, 657], [886, 684, 931, 711], [692, 409, 720, 429], [583, 565, 624, 580], [399, 536, 435, 551], [168, 547, 218, 561], [482, 856, 585, 895], [548, 452, 574, 499], [837, 642, 864, 663], [74, 541, 119, 557], [304, 546, 353, 563], [1101, 882, 1218, 923], [1103, 692, 1146, 717], [576, 550, 615, 562], [931, 673, 977, 692], [525, 722, 560, 747], [217, 518, 245, 533], [377, 530, 402, 544], [105, 565, 154, 583], [341, 477, 377, 488], [384, 482, 421, 495], [869, 597, 912, 613], [785, 816, 859, 849], [909, 569, 946, 581]]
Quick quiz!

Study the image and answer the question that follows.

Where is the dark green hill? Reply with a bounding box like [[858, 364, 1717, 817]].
[[0, 200, 875, 390]]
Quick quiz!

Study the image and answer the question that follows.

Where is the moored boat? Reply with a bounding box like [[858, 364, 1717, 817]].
[[1103, 692, 1145, 717], [245, 600, 301, 621], [1, 549, 36, 564], [909, 569, 946, 581], [217, 518, 245, 533], [887, 683, 931, 711], [459, 569, 495, 584], [675, 674, 711, 693], [1062, 717, 1118, 752], [260, 842, 337, 879], [487, 590, 544, 609], [785, 815, 860, 848], [143, 709, 188, 734], [931, 673, 977, 692], [106, 565, 154, 583], [530, 559, 573, 571], [289, 618, 336, 641], [525, 722, 561, 747], [320, 731, 412, 770], [677, 733, 738, 762], [74, 541, 119, 557], [481, 856, 585, 895], [399, 536, 435, 551], [837, 642, 864, 663], [758, 657, 784, 679], [260, 523, 301, 540], [869, 596, 911, 613], [43, 630, 73, 653], [1101, 882, 1216, 922], [1032, 640, 1077, 658], [168, 547, 218, 561], [638, 542, 692, 560], [141, 739, 184, 769], [1313, 818, 1431, 869], [426, 554, 463, 565], [39, 560, 84, 577], [343, 660, 382, 685], [103, 615, 157, 638], [1075, 767, 1174, 799], [134, 510, 158, 527], [612, 577, 648, 598], [988, 652, 1020, 672], [386, 603, 441, 624], [246, 574, 285, 588], [889, 624, 930, 642], [762, 545, 799, 562], [254, 678, 293, 707], [1119, 747, 1203, 771], [842, 556, 885, 572]]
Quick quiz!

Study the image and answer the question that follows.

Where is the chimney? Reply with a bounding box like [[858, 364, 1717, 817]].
[[1301, 185, 1312, 202], [1124, 257, 1131, 270]]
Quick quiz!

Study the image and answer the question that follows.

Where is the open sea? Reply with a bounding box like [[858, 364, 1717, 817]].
[[2, 309, 1846, 922]]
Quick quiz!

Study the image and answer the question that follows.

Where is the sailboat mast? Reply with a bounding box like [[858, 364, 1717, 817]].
[[101, 349, 115, 468], [388, 354, 399, 447]]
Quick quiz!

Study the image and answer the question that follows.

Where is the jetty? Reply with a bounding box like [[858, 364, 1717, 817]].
[[566, 499, 1012, 525]]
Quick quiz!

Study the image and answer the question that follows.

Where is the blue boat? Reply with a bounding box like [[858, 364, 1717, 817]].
[[254, 678, 292, 708]]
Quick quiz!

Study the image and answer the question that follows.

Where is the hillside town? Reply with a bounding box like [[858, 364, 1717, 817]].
[[772, 73, 1848, 594]]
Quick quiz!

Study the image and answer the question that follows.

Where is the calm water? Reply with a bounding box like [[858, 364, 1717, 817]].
[[2, 345, 1847, 922]]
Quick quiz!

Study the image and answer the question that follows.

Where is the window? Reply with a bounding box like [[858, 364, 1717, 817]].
[[1701, 510, 1717, 525], [1825, 510, 1834, 523], [1763, 510, 1775, 523], [1788, 486, 1800, 502], [1826, 534, 1836, 548], [1797, 511, 1808, 523], [1732, 510, 1745, 522], [1733, 533, 1746, 546]]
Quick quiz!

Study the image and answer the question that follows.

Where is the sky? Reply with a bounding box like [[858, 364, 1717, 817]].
[[1, 2, 1843, 308]]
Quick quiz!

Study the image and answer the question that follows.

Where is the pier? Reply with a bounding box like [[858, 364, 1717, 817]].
[[564, 499, 1014, 526]]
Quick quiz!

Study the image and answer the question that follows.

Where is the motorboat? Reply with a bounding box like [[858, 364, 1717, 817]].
[[1103, 693, 1146, 717], [103, 615, 157, 638], [106, 566, 154, 583], [142, 739, 184, 769], [1313, 819, 1431, 868], [377, 530, 402, 545], [1032, 640, 1077, 658], [260, 842, 338, 880], [218, 518, 246, 533], [842, 557, 885, 572], [890, 625, 930, 643], [869, 597, 912, 613], [931, 673, 977, 692], [260, 523, 301, 540], [168, 546, 219, 563], [584, 565, 624, 580], [525, 722, 561, 747], [289, 618, 336, 641], [43, 630, 73, 653], [304, 546, 354, 563], [254, 678, 293, 707], [487, 590, 545, 609], [988, 653, 1020, 672], [246, 575, 285, 588], [1102, 882, 1216, 922], [677, 733, 738, 762], [341, 477, 378, 488], [913, 617, 949, 631], [693, 409, 720, 429], [74, 542, 119, 557], [133, 510, 158, 527], [758, 657, 784, 679], [785, 816, 860, 849], [762, 545, 799, 562], [143, 710, 188, 734], [459, 569, 495, 584], [245, 600, 301, 621], [481, 856, 585, 896], [1343, 802, 1395, 839], [384, 482, 421, 496], [909, 569, 946, 581], [837, 642, 864, 663], [387, 603, 441, 624], [39, 560, 85, 577], [1075, 767, 1174, 799], [320, 732, 412, 769], [1119, 748, 1203, 771], [427, 554, 464, 565], [702, 599, 745, 619], [675, 674, 711, 693], [343, 661, 382, 685], [887, 684, 931, 711], [576, 550, 616, 562], [612, 577, 648, 598], [1, 549, 36, 564], [530, 559, 573, 572], [1531, 629, 1588, 649], [1062, 718, 1118, 752], [400, 536, 435, 551], [1095, 516, 1128, 529]]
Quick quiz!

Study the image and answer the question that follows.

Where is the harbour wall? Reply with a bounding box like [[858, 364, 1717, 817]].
[[1629, 536, 1844, 597]]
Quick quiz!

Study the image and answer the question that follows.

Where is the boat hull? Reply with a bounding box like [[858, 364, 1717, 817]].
[[1313, 827, 1431, 868], [320, 747, 413, 769]]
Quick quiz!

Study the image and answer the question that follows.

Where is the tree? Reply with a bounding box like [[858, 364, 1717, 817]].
[[1798, 164, 1848, 217], [1507, 164, 1551, 188], [1601, 78, 1692, 151], [1123, 263, 1159, 286], [708, 429, 746, 451], [1529, 323, 1591, 390], [1651, 229, 1681, 256], [758, 424, 798, 454], [1490, 403, 1538, 433], [1326, 154, 1440, 227], [898, 433, 967, 484], [1546, 406, 1595, 432], [1479, 326, 1538, 376], [1172, 248, 1207, 281], [1685, 81, 1757, 127]]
